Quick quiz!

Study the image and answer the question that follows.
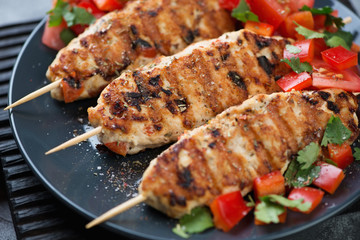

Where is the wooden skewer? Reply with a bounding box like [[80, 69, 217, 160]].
[[4, 80, 61, 110], [86, 194, 146, 229], [45, 126, 102, 155]]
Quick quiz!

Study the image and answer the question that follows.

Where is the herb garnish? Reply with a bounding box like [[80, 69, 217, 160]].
[[255, 195, 311, 224], [321, 115, 352, 146], [172, 207, 214, 238], [353, 147, 360, 161], [285, 44, 302, 54], [231, 0, 259, 23], [280, 57, 313, 73], [300, 5, 345, 29]]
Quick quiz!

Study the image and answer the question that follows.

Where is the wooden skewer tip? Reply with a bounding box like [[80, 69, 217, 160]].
[[45, 126, 102, 155], [85, 194, 146, 229], [4, 80, 61, 110]]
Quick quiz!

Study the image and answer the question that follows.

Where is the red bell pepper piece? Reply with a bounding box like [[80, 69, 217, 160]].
[[276, 72, 312, 92], [311, 58, 360, 92], [244, 21, 274, 36], [253, 171, 285, 200], [288, 187, 324, 214], [312, 163, 345, 194], [321, 46, 358, 70], [280, 11, 314, 38], [284, 39, 314, 63], [246, 0, 288, 30], [210, 191, 252, 232], [93, 0, 124, 11], [219, 0, 239, 11], [61, 78, 85, 103], [328, 143, 354, 169]]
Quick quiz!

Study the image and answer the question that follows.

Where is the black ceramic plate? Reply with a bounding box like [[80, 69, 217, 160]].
[[8, 1, 360, 239]]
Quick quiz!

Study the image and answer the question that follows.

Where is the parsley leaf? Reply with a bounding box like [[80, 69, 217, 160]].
[[255, 195, 311, 223], [172, 207, 213, 238], [285, 44, 302, 54], [280, 57, 313, 74], [321, 115, 352, 146], [47, 0, 95, 28], [353, 147, 360, 161], [231, 0, 259, 23], [295, 24, 325, 39], [297, 142, 320, 169], [300, 5, 344, 29]]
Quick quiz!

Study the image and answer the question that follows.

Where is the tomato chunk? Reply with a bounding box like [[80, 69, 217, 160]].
[[244, 21, 274, 36], [246, 0, 288, 30], [93, 0, 123, 11], [104, 141, 128, 156], [210, 191, 252, 232], [312, 163, 345, 194], [277, 72, 312, 92], [311, 59, 360, 92], [42, 20, 67, 50], [253, 171, 285, 200], [284, 39, 314, 63], [288, 187, 324, 214], [328, 143, 354, 169], [321, 46, 358, 70], [288, 0, 315, 13], [280, 11, 314, 38], [61, 78, 85, 103], [219, 0, 239, 11]]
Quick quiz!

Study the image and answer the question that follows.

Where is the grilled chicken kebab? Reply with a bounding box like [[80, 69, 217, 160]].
[[139, 89, 359, 218], [88, 29, 292, 155], [46, 0, 234, 103]]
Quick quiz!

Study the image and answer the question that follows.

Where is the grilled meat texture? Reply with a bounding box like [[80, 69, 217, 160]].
[[88, 30, 292, 155], [139, 89, 359, 218], [46, 0, 235, 102]]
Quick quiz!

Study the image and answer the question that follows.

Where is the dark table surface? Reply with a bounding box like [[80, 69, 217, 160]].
[[1, 1, 360, 240]]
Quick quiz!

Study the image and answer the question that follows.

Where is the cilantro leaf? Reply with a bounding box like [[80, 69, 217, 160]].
[[265, 195, 311, 212], [255, 198, 285, 224], [48, 0, 68, 27], [323, 30, 354, 50], [291, 165, 321, 187], [231, 0, 259, 23], [353, 147, 360, 161], [60, 28, 76, 45], [280, 57, 313, 74], [295, 24, 325, 39], [72, 6, 96, 26], [297, 142, 320, 169], [321, 115, 352, 146], [325, 15, 345, 29], [325, 158, 338, 166], [300, 5, 333, 15], [285, 44, 302, 54], [173, 207, 213, 238]]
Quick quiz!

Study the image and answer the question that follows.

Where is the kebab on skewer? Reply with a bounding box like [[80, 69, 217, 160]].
[[45, 29, 293, 155], [85, 88, 359, 229], [5, 0, 234, 110]]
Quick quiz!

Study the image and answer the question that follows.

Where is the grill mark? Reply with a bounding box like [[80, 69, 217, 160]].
[[327, 101, 340, 114], [254, 35, 271, 49], [63, 77, 81, 89], [149, 75, 160, 86], [111, 100, 127, 116], [302, 95, 319, 106], [257, 56, 274, 76], [227, 71, 247, 90], [161, 88, 172, 96], [318, 91, 331, 100]]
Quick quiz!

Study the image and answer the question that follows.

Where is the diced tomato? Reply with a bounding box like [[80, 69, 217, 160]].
[[288, 187, 324, 214], [313, 14, 327, 30], [351, 42, 360, 53], [92, 0, 124, 11], [140, 46, 157, 58], [328, 143, 354, 169], [314, 38, 328, 57], [280, 11, 314, 38], [104, 141, 128, 156], [255, 208, 287, 225], [284, 39, 314, 63], [253, 171, 285, 200], [219, 0, 239, 11], [321, 46, 358, 70], [61, 78, 85, 103], [42, 20, 67, 50], [70, 24, 88, 35], [312, 163, 345, 194], [288, 0, 315, 13], [210, 191, 252, 232], [246, 0, 289, 30], [77, 1, 106, 18], [277, 72, 312, 92], [244, 21, 274, 36], [311, 58, 360, 92]]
